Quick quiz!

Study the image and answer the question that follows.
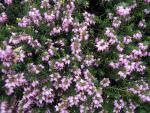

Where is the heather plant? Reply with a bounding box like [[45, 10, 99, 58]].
[[0, 0, 150, 113]]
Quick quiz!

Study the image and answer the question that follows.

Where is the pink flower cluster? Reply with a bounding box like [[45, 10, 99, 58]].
[[95, 38, 109, 52], [113, 99, 125, 113], [18, 8, 42, 27], [5, 73, 27, 95], [144, 0, 150, 3], [128, 80, 150, 102], [4, 0, 13, 5], [0, 12, 7, 23], [110, 42, 149, 78], [116, 6, 131, 17], [0, 101, 12, 113], [9, 34, 41, 48], [113, 99, 137, 113]]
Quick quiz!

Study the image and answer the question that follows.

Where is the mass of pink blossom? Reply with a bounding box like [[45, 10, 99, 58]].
[[0, 0, 149, 113]]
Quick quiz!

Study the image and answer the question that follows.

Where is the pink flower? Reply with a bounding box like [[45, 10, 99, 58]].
[[138, 19, 146, 28], [95, 38, 109, 52], [4, 0, 13, 5], [0, 12, 7, 23], [92, 90, 103, 108], [133, 32, 142, 40], [44, 12, 55, 22], [100, 78, 110, 87], [116, 6, 131, 17], [123, 36, 132, 44], [144, 0, 150, 3], [18, 17, 31, 27], [112, 17, 121, 28]]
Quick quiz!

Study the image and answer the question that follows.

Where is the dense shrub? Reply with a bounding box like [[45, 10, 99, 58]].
[[0, 0, 150, 113]]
